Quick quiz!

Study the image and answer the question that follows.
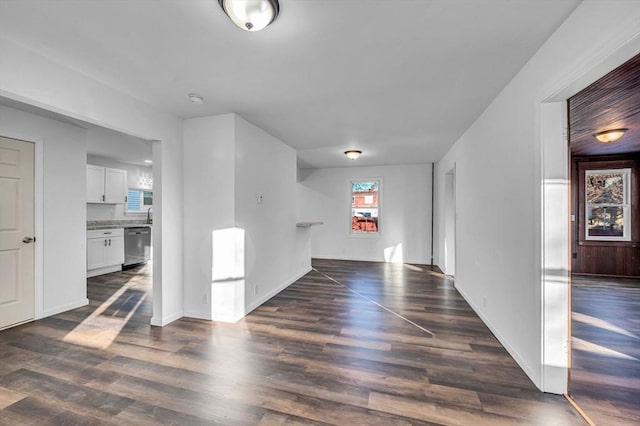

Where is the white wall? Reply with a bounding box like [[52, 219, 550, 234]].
[[0, 35, 184, 326], [182, 114, 311, 321], [0, 104, 87, 317], [183, 114, 236, 319], [86, 125, 152, 163], [235, 115, 311, 313], [86, 155, 153, 221], [434, 0, 640, 392], [298, 164, 432, 264]]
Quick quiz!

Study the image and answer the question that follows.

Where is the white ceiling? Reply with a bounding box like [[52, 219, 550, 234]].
[[0, 0, 581, 168]]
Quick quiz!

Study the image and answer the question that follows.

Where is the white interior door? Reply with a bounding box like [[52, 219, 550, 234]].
[[0, 136, 35, 330]]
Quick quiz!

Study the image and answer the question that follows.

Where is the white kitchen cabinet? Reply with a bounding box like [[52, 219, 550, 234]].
[[87, 236, 108, 270], [86, 165, 127, 204], [87, 228, 125, 277], [106, 235, 125, 265]]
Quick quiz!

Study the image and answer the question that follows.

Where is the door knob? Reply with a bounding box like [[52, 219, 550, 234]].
[[22, 236, 36, 243]]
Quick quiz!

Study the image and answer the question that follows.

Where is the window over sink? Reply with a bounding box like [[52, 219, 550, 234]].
[[127, 189, 153, 214]]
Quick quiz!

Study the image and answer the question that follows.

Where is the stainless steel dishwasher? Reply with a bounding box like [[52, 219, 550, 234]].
[[124, 226, 151, 266]]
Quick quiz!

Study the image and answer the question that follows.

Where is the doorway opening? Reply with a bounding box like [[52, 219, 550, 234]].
[[76, 124, 155, 347], [566, 52, 640, 426], [444, 167, 456, 277]]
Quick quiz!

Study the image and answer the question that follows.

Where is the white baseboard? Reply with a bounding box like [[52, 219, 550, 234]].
[[244, 267, 312, 316], [182, 310, 211, 321], [455, 284, 540, 390], [179, 268, 313, 324], [210, 311, 244, 324], [38, 298, 89, 319], [311, 255, 430, 265], [87, 264, 122, 278], [150, 310, 182, 327]]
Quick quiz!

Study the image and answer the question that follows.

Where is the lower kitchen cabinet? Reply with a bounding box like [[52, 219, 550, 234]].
[[87, 228, 124, 277]]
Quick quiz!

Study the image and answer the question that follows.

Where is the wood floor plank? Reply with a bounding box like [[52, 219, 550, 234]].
[[368, 391, 520, 426]]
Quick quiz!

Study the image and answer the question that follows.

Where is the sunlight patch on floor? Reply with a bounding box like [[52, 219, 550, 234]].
[[63, 279, 146, 349], [572, 336, 638, 361], [572, 312, 638, 339], [402, 263, 423, 272]]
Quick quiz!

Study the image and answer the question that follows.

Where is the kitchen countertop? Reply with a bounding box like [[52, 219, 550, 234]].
[[87, 220, 152, 231]]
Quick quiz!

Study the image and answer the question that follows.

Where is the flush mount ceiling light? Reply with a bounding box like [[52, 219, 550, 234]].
[[594, 128, 628, 143], [218, 0, 279, 32], [188, 93, 205, 104], [144, 159, 152, 164], [344, 150, 362, 160]]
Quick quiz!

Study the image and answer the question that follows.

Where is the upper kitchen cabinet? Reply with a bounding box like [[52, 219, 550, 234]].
[[87, 164, 127, 204]]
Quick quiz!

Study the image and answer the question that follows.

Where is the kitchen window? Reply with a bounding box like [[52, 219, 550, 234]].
[[585, 168, 630, 241], [127, 189, 153, 214], [351, 179, 380, 235]]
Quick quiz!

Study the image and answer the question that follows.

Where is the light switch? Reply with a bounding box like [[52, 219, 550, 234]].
[[257, 194, 263, 204]]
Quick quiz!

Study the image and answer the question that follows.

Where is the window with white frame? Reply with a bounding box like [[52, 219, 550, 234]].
[[127, 189, 153, 213], [351, 180, 379, 234], [585, 168, 630, 241]]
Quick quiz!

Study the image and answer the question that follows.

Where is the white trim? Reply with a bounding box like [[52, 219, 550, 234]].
[[34, 139, 44, 319], [539, 102, 570, 394], [311, 255, 431, 265], [86, 264, 122, 278], [150, 310, 182, 327], [41, 298, 89, 318], [183, 310, 211, 320]]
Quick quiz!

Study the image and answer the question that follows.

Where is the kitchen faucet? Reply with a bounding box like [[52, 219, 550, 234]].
[[147, 206, 153, 224]]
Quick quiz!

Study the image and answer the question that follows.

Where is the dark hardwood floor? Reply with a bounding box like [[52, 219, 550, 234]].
[[0, 259, 583, 425], [571, 275, 640, 426]]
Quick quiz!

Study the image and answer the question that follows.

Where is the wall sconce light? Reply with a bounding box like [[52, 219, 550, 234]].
[[594, 128, 628, 143], [344, 150, 362, 160], [218, 0, 279, 32]]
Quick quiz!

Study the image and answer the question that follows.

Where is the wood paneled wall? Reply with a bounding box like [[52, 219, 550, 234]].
[[572, 155, 640, 276]]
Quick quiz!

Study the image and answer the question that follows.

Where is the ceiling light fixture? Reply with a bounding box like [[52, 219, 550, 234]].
[[344, 150, 362, 160], [218, 0, 279, 32], [594, 128, 628, 143], [144, 159, 153, 164], [188, 93, 205, 104]]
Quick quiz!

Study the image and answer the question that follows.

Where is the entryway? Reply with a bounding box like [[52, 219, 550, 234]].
[[443, 166, 456, 277], [566, 51, 640, 425]]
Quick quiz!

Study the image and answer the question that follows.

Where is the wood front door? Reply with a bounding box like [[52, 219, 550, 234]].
[[0, 136, 35, 330]]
